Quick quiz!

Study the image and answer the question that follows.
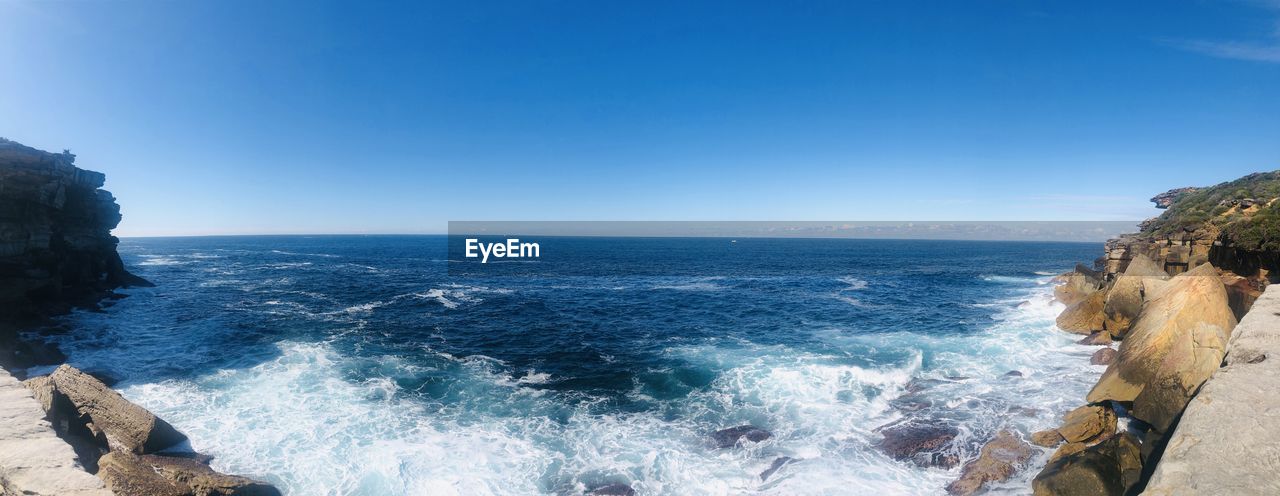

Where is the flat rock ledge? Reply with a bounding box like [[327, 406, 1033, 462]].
[[0, 368, 110, 496], [1143, 285, 1280, 495]]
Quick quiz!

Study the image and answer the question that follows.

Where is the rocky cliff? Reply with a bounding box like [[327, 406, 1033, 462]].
[[0, 138, 150, 315], [0, 138, 150, 370], [0, 139, 280, 496], [1024, 171, 1280, 496]]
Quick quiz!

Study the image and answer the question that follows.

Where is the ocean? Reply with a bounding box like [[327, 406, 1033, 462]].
[[45, 236, 1104, 495]]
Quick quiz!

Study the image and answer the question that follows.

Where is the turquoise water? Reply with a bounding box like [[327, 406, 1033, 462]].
[[50, 236, 1104, 495]]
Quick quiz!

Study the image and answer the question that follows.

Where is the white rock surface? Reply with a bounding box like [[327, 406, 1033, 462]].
[[0, 369, 110, 496], [1144, 285, 1280, 495]]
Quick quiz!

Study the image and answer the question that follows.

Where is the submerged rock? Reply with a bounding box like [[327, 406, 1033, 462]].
[[876, 424, 959, 468], [946, 430, 1033, 496], [759, 456, 796, 481], [96, 451, 281, 496], [1031, 433, 1142, 496], [1087, 264, 1236, 432], [711, 425, 771, 448], [588, 483, 636, 496], [44, 364, 187, 454]]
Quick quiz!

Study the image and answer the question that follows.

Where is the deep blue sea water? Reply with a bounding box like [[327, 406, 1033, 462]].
[[46, 236, 1105, 495]]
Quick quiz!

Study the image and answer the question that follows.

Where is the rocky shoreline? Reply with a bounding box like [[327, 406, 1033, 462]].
[[0, 139, 280, 496], [949, 180, 1275, 495]]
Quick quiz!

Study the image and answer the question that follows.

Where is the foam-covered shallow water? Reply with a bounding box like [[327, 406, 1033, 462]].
[[48, 236, 1103, 495]]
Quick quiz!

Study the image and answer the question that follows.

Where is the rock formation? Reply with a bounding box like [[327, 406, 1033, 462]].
[[945, 430, 1032, 495], [1086, 264, 1235, 432], [0, 140, 280, 496]]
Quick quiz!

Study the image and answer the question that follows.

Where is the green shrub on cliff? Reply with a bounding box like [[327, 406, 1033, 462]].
[[1143, 171, 1280, 251]]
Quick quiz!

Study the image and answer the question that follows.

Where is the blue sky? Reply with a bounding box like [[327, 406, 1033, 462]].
[[1, 1, 1278, 236]]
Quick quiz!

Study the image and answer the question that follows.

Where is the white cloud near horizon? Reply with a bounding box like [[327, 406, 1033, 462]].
[[1167, 2, 1280, 63]]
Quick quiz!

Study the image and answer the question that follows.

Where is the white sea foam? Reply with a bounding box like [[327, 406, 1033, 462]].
[[837, 276, 869, 291], [111, 273, 1098, 496]]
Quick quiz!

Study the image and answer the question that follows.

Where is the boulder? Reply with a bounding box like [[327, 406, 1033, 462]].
[[876, 424, 959, 468], [1031, 433, 1142, 496], [945, 430, 1033, 496], [1030, 429, 1063, 448], [1076, 332, 1112, 346], [1056, 291, 1106, 334], [1090, 348, 1117, 366], [1102, 256, 1167, 338], [46, 364, 187, 454], [1086, 264, 1236, 430], [1056, 405, 1115, 444], [710, 425, 771, 448], [1133, 321, 1229, 432], [1054, 266, 1102, 306], [1047, 442, 1087, 463], [96, 452, 281, 496], [759, 456, 796, 481]]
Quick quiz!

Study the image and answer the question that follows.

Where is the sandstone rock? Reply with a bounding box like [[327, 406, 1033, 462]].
[[0, 369, 111, 496], [47, 364, 187, 454], [1220, 272, 1263, 321], [945, 430, 1033, 496], [1054, 266, 1102, 306], [1030, 429, 1063, 448], [1151, 187, 1199, 209], [1056, 291, 1105, 334], [1047, 442, 1086, 463], [1133, 321, 1229, 432], [759, 456, 795, 481], [876, 424, 959, 468], [1090, 348, 1117, 365], [1143, 286, 1280, 494], [0, 139, 150, 320], [711, 425, 770, 448], [1087, 264, 1236, 418], [1031, 433, 1141, 496], [1102, 256, 1167, 338], [96, 452, 281, 496], [1076, 331, 1112, 346], [1056, 405, 1115, 444]]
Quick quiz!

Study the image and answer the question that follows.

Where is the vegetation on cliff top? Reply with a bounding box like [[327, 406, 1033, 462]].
[[1142, 171, 1280, 251]]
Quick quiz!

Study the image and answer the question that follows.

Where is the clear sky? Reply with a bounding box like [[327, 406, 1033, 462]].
[[2, 1, 1278, 236]]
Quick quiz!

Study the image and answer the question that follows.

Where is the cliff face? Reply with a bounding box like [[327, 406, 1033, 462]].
[[0, 138, 149, 320]]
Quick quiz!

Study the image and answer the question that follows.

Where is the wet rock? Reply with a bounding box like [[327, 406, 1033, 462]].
[[1057, 405, 1116, 444], [1090, 348, 1117, 366], [1004, 370, 1023, 377], [1056, 291, 1105, 334], [1087, 264, 1236, 432], [711, 425, 771, 448], [946, 430, 1033, 496], [1076, 331, 1112, 346], [97, 451, 281, 496], [876, 424, 959, 468], [1047, 442, 1087, 463], [1031, 433, 1142, 496], [45, 364, 187, 454], [588, 483, 635, 496], [1030, 429, 1063, 448], [759, 456, 796, 481]]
